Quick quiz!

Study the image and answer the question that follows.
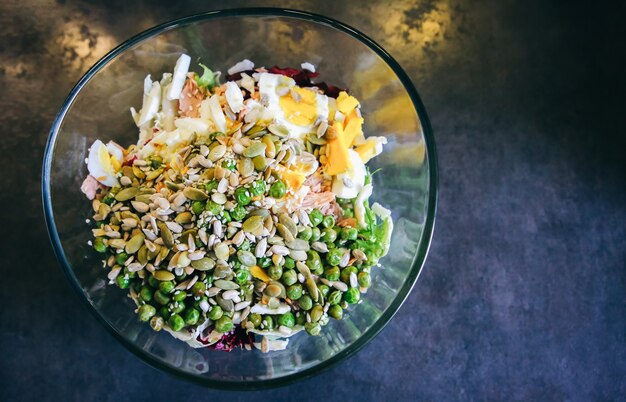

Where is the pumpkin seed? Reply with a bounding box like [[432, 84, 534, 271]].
[[252, 155, 266, 171], [268, 123, 289, 138], [132, 166, 146, 179], [276, 223, 295, 242], [165, 181, 183, 191], [243, 141, 266, 158], [214, 264, 232, 279], [279, 213, 298, 237], [122, 165, 135, 179], [137, 187, 156, 195], [175, 212, 192, 224], [306, 277, 319, 302], [267, 297, 280, 309], [242, 215, 264, 235], [153, 270, 175, 281], [115, 187, 139, 201], [208, 144, 227, 161], [98, 203, 111, 219], [157, 221, 174, 248], [130, 201, 149, 213], [214, 243, 230, 261], [134, 194, 152, 204], [262, 136, 276, 158], [108, 239, 126, 249], [148, 244, 160, 260], [310, 305, 323, 322], [296, 261, 312, 277], [264, 283, 282, 298], [246, 125, 266, 136], [146, 168, 163, 181], [216, 294, 234, 312], [177, 251, 191, 268], [190, 257, 215, 271], [183, 187, 208, 201], [237, 250, 256, 266], [238, 157, 254, 177], [125, 233, 145, 254], [285, 238, 310, 251], [137, 245, 148, 265], [214, 280, 239, 290]]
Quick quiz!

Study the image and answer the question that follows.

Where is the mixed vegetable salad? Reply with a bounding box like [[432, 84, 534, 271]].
[[81, 54, 393, 352]]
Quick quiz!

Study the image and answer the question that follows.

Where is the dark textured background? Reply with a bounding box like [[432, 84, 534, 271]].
[[1, 0, 625, 400]]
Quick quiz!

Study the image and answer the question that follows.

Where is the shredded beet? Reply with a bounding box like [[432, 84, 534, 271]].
[[206, 326, 254, 352], [122, 155, 137, 167], [225, 66, 346, 98]]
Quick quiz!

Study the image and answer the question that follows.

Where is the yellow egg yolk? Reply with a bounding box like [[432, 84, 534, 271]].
[[279, 87, 318, 126], [336, 91, 359, 115]]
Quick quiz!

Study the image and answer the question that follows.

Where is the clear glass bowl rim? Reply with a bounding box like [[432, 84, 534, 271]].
[[41, 7, 438, 390]]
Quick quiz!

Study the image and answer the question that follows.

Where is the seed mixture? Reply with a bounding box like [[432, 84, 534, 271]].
[[81, 54, 393, 352]]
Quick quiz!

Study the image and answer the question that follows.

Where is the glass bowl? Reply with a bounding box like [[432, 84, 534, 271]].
[[42, 8, 437, 389]]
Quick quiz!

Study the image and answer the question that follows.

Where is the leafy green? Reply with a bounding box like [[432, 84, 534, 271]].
[[195, 63, 217, 89]]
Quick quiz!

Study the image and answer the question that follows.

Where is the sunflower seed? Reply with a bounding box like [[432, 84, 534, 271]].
[[311, 242, 328, 253], [270, 245, 289, 256], [339, 249, 351, 267], [349, 272, 358, 288], [222, 289, 240, 300], [255, 238, 268, 258], [332, 281, 348, 292], [296, 261, 312, 277], [232, 230, 245, 246], [207, 287, 221, 297], [165, 221, 183, 234]]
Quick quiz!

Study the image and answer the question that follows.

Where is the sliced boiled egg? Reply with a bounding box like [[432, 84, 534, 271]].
[[331, 149, 366, 199], [225, 81, 244, 113], [256, 72, 328, 139], [354, 136, 387, 163], [87, 139, 119, 187], [166, 53, 190, 101]]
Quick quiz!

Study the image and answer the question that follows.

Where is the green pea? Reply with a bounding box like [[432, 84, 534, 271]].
[[172, 290, 186, 302], [310, 227, 321, 242], [268, 265, 283, 281], [191, 200, 206, 215], [287, 284, 303, 300], [269, 181, 286, 198], [284, 256, 295, 269], [138, 304, 156, 322], [168, 314, 185, 331], [222, 159, 236, 171], [190, 281, 206, 297], [140, 286, 153, 302], [248, 313, 262, 328], [150, 316, 164, 331], [324, 266, 340, 281], [249, 179, 266, 196], [239, 239, 251, 251], [281, 269, 298, 286], [306, 250, 322, 274], [278, 312, 296, 328], [102, 193, 115, 206], [344, 287, 360, 304], [326, 248, 343, 266], [234, 269, 249, 285], [158, 281, 175, 294], [258, 257, 271, 268], [262, 315, 275, 330], [340, 300, 349, 309], [208, 305, 223, 320], [184, 308, 200, 326], [123, 267, 136, 279], [116, 275, 130, 289], [150, 157, 162, 169], [328, 304, 343, 320], [231, 205, 247, 221], [93, 237, 107, 253], [318, 284, 330, 298], [221, 211, 232, 223], [154, 290, 171, 305], [358, 272, 371, 288], [304, 322, 321, 336], [342, 208, 354, 218], [160, 306, 171, 320], [169, 300, 185, 314], [148, 275, 160, 288], [341, 266, 358, 283], [328, 290, 342, 305], [298, 295, 313, 311], [205, 200, 223, 215], [321, 228, 337, 243], [234, 187, 251, 206], [340, 227, 358, 241], [298, 226, 312, 241], [309, 209, 323, 226], [322, 215, 335, 228], [205, 179, 218, 193]]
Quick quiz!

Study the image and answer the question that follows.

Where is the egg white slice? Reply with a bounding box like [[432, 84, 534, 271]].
[[87, 139, 119, 187], [167, 53, 190, 100]]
